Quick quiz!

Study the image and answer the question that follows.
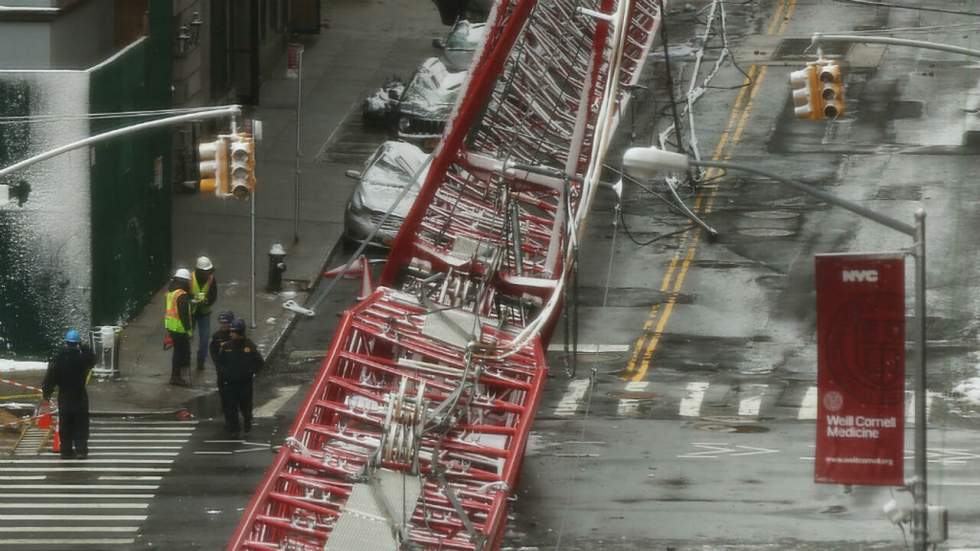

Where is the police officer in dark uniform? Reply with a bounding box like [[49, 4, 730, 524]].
[[42, 329, 96, 459], [215, 319, 263, 438], [209, 311, 235, 431]]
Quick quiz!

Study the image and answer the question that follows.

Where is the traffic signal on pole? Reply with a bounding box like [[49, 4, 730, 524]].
[[198, 137, 229, 196], [817, 62, 845, 119], [789, 64, 821, 120], [228, 133, 255, 199]]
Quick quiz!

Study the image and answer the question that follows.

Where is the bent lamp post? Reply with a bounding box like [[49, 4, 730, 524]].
[[622, 145, 929, 550]]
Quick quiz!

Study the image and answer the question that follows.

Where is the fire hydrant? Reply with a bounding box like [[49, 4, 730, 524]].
[[267, 243, 287, 292]]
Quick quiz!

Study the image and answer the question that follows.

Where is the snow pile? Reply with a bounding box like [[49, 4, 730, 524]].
[[952, 377, 980, 405], [0, 359, 47, 373]]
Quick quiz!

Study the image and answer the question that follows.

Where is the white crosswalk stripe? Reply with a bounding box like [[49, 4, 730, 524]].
[[554, 379, 591, 416], [602, 380, 943, 423], [0, 417, 196, 547]]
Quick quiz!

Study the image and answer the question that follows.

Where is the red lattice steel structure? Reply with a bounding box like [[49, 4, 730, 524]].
[[228, 1, 662, 549]]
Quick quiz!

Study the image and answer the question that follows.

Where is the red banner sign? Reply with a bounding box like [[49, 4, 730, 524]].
[[815, 253, 905, 485]]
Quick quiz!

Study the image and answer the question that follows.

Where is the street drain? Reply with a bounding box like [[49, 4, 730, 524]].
[[693, 421, 770, 433], [820, 505, 847, 514]]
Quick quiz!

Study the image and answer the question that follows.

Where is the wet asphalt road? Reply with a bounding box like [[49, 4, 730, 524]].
[[504, 1, 980, 550], [17, 1, 980, 550]]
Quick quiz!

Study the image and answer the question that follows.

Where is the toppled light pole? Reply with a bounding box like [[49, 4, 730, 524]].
[[623, 145, 930, 549]]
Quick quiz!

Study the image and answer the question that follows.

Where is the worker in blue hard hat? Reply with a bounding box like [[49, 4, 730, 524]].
[[42, 329, 96, 459], [214, 319, 264, 438]]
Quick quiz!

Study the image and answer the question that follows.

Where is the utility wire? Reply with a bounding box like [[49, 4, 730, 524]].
[[0, 105, 237, 125]]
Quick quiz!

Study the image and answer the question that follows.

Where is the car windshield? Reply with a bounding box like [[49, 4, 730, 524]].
[[446, 21, 484, 50]]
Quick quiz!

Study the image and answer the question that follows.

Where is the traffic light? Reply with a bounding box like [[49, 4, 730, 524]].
[[817, 62, 845, 119], [198, 137, 228, 196], [789, 64, 821, 120], [228, 133, 256, 199]]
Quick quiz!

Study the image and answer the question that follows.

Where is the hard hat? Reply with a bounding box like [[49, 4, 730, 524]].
[[174, 268, 191, 281], [196, 256, 213, 271], [230, 319, 246, 334], [218, 311, 235, 324], [64, 329, 82, 343]]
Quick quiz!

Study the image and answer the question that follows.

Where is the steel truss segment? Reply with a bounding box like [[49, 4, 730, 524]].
[[230, 1, 661, 549]]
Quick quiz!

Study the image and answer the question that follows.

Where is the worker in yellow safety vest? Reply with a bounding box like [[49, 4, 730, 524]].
[[165, 268, 193, 387], [191, 256, 218, 371]]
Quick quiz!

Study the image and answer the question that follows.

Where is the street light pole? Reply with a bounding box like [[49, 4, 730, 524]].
[[623, 147, 929, 548], [811, 33, 980, 60]]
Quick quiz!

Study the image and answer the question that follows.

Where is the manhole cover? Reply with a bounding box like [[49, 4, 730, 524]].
[[772, 38, 851, 60]]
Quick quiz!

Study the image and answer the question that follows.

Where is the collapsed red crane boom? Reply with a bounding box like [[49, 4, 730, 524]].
[[228, 1, 662, 549]]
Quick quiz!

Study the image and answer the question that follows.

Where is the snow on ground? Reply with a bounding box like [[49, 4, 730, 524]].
[[952, 377, 980, 406], [0, 359, 47, 373]]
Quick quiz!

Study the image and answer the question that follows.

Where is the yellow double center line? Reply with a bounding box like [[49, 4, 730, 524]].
[[623, 0, 796, 383]]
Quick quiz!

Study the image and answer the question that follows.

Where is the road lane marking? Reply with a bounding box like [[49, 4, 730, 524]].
[[0, 484, 158, 490], [0, 527, 139, 533], [0, 469, 169, 476], [0, 476, 44, 480], [91, 420, 197, 425], [255, 385, 301, 418], [798, 387, 817, 420], [554, 379, 591, 416], [679, 382, 709, 417], [678, 443, 779, 459], [0, 493, 154, 499], [547, 344, 631, 353], [90, 439, 188, 443], [0, 459, 173, 464], [0, 515, 146, 520], [98, 476, 162, 481], [0, 539, 136, 545], [737, 384, 768, 417], [624, 0, 796, 382], [0, 503, 148, 509], [40, 452, 178, 457]]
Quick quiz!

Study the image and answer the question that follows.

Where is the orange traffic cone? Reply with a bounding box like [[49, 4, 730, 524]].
[[37, 411, 51, 429], [51, 417, 60, 454]]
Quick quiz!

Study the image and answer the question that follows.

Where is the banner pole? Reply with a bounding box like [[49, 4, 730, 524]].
[[912, 209, 927, 550]]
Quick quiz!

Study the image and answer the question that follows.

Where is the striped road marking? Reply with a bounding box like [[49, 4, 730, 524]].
[[554, 379, 591, 417], [906, 390, 938, 424], [98, 476, 162, 481], [255, 385, 301, 418], [0, 468, 170, 473], [679, 382, 709, 417], [547, 344, 631, 353], [0, 494, 154, 499], [0, 459, 172, 464], [0, 515, 146, 521], [0, 503, 148, 509]]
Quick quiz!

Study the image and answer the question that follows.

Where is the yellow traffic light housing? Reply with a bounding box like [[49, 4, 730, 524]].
[[789, 65, 822, 120], [228, 133, 256, 199], [817, 62, 845, 119], [198, 137, 229, 195]]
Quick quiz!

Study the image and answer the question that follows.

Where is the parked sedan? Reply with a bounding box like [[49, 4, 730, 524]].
[[396, 57, 467, 145], [435, 20, 486, 72], [343, 141, 430, 247]]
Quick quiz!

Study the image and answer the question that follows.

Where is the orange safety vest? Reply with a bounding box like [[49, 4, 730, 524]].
[[165, 289, 192, 335]]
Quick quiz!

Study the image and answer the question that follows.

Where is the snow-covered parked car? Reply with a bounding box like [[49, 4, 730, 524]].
[[343, 141, 430, 247], [435, 20, 486, 72], [396, 57, 467, 145]]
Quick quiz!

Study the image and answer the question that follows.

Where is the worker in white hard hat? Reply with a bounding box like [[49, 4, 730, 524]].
[[164, 268, 193, 387], [191, 256, 218, 371]]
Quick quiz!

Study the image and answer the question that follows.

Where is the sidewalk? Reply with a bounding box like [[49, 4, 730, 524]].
[[78, 1, 449, 414]]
